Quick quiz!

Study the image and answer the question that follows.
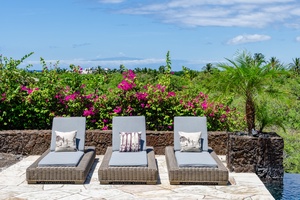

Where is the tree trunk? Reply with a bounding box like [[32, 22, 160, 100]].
[[246, 96, 255, 135]]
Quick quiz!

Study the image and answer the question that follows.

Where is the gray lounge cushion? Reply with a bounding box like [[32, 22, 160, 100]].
[[109, 151, 148, 167], [38, 151, 84, 167], [175, 151, 218, 168]]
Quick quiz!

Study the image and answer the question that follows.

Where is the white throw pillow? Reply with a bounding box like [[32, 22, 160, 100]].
[[55, 130, 77, 152], [179, 131, 202, 152], [119, 132, 142, 152]]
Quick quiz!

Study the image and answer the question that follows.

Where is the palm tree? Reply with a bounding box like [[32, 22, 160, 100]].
[[213, 51, 285, 135], [268, 57, 283, 69], [253, 53, 265, 64], [202, 63, 214, 74], [289, 58, 300, 75]]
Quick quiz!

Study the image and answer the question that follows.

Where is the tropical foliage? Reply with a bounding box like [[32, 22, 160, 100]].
[[0, 53, 243, 131], [1, 51, 300, 173], [211, 51, 287, 135]]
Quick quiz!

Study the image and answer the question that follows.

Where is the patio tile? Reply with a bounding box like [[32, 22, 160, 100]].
[[0, 155, 275, 200]]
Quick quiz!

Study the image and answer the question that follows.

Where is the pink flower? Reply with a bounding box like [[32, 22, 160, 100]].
[[21, 85, 28, 91], [85, 94, 93, 99], [101, 94, 107, 100], [136, 92, 148, 101], [226, 107, 231, 113], [167, 92, 176, 97], [118, 80, 135, 91], [102, 126, 108, 130], [187, 101, 194, 108], [220, 114, 227, 119], [21, 86, 38, 95], [83, 109, 95, 116], [27, 89, 33, 94], [126, 106, 133, 113], [201, 101, 208, 110], [123, 70, 136, 80], [65, 93, 76, 101], [103, 119, 108, 123], [1, 93, 6, 101], [113, 106, 122, 114], [156, 84, 166, 92], [94, 95, 99, 102]]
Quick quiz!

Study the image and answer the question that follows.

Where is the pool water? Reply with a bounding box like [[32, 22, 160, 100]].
[[264, 173, 300, 200]]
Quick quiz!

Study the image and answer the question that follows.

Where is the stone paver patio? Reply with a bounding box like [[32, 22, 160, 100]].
[[0, 155, 274, 200]]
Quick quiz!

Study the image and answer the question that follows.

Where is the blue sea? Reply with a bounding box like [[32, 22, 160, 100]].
[[265, 173, 300, 200]]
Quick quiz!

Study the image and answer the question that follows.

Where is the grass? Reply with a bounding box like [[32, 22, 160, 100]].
[[277, 129, 300, 173]]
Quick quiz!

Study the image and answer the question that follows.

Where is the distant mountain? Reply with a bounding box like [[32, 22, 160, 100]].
[[92, 57, 142, 61]]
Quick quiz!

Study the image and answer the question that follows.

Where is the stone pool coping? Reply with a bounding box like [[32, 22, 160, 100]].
[[0, 155, 274, 200]]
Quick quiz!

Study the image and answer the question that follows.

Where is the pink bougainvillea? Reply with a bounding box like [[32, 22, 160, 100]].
[[65, 93, 76, 101], [201, 100, 208, 110], [118, 80, 135, 91], [136, 92, 148, 101], [3, 66, 243, 132], [113, 106, 122, 114], [21, 85, 39, 95], [1, 93, 6, 101], [83, 109, 95, 116], [118, 70, 136, 91]]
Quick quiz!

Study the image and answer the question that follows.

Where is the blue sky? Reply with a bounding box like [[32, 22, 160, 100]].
[[1, 0, 300, 71]]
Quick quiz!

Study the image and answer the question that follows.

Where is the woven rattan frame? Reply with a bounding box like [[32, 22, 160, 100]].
[[26, 146, 96, 184], [165, 146, 228, 185], [98, 146, 158, 184]]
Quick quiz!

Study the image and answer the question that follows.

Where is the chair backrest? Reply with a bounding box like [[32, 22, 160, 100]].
[[112, 116, 146, 151], [174, 116, 208, 152], [50, 117, 86, 152]]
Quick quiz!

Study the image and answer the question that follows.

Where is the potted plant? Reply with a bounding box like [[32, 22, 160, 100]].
[[210, 50, 285, 180]]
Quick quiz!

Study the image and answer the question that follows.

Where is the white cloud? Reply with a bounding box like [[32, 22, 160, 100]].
[[22, 57, 213, 71], [24, 58, 166, 69], [104, 0, 300, 28], [296, 36, 300, 42], [227, 34, 271, 45]]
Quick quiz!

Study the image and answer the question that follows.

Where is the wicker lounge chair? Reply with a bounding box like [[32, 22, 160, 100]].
[[26, 117, 96, 184], [98, 116, 158, 184], [165, 116, 228, 185]]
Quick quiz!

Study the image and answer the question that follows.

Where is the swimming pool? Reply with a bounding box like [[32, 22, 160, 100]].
[[264, 173, 300, 200]]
